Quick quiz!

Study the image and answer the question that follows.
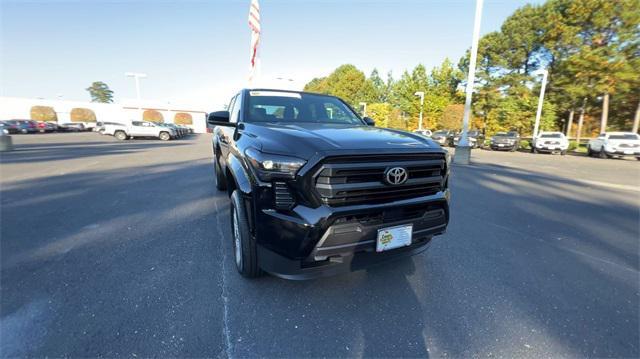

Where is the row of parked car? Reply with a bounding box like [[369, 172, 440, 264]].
[[0, 120, 87, 134], [100, 121, 192, 141], [413, 128, 640, 160]]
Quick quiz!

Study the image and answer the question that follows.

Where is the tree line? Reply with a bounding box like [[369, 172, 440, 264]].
[[304, 0, 639, 137]]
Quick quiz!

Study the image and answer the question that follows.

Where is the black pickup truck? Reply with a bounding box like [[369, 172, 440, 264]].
[[209, 89, 450, 279]]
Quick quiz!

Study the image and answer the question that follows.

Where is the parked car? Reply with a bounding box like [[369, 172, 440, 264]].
[[490, 131, 520, 151], [103, 121, 177, 141], [587, 132, 640, 160], [0, 120, 20, 134], [210, 89, 450, 279], [452, 129, 485, 148], [532, 131, 569, 155], [7, 120, 38, 134], [413, 129, 432, 138], [162, 123, 184, 137], [36, 121, 58, 133], [95, 121, 125, 134], [60, 123, 86, 132], [431, 130, 453, 146]]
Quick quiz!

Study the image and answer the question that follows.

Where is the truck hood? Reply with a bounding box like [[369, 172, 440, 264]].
[[241, 122, 439, 158]]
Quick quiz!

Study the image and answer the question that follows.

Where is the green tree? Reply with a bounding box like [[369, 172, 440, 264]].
[[85, 81, 114, 103]]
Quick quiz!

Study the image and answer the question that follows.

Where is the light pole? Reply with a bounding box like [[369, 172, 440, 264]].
[[454, 0, 483, 165], [125, 72, 147, 117], [532, 69, 548, 139], [414, 91, 425, 130], [359, 102, 367, 117]]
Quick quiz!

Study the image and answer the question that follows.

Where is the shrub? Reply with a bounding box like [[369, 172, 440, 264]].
[[70, 108, 97, 122], [174, 112, 193, 125], [143, 110, 164, 123], [520, 140, 531, 150], [568, 140, 578, 151], [30, 106, 58, 121]]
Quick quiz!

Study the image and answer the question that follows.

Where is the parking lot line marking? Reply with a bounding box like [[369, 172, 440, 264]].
[[213, 196, 233, 359]]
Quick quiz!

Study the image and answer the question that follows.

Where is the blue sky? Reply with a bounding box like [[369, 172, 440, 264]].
[[1, 0, 541, 109]]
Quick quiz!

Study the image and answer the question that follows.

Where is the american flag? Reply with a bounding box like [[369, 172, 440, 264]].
[[248, 0, 260, 82]]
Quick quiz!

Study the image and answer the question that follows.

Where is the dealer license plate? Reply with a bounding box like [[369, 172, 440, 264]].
[[498, 144, 504, 147], [624, 150, 633, 155], [377, 224, 413, 252]]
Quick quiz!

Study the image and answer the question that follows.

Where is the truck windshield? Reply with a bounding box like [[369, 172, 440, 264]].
[[609, 134, 639, 140], [246, 91, 363, 125], [540, 133, 562, 138]]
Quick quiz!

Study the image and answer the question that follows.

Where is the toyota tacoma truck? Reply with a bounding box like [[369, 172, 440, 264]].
[[209, 89, 450, 279], [103, 121, 176, 141], [587, 132, 640, 159], [532, 131, 569, 155]]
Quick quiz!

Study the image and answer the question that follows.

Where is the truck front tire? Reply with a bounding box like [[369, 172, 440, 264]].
[[230, 190, 261, 278]]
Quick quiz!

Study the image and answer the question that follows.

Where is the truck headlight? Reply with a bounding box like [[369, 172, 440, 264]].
[[245, 148, 306, 180]]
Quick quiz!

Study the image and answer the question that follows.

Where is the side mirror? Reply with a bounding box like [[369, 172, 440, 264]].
[[207, 111, 234, 127], [363, 117, 375, 126]]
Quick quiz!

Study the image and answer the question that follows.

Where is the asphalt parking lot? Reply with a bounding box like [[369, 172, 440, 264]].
[[1, 132, 638, 357]]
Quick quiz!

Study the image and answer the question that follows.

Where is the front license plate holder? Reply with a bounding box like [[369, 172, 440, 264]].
[[377, 224, 413, 252]]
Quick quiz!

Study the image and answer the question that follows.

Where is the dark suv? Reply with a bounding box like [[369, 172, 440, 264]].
[[209, 89, 450, 279]]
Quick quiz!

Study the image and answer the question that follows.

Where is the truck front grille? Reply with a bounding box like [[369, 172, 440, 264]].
[[313, 153, 446, 206]]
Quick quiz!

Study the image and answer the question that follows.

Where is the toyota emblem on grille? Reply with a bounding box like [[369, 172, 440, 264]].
[[385, 167, 408, 185]]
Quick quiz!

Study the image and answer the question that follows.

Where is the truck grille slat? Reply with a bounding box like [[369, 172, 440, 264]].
[[313, 154, 446, 206]]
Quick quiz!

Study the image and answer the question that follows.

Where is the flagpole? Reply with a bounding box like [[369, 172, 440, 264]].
[[248, 0, 261, 86], [454, 0, 483, 165]]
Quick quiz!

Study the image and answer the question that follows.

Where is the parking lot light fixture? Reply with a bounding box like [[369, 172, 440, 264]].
[[532, 69, 548, 139], [359, 102, 367, 117], [414, 91, 425, 130], [454, 0, 483, 165], [125, 72, 147, 110]]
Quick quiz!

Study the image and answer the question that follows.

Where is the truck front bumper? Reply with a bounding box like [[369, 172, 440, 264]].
[[254, 190, 449, 279]]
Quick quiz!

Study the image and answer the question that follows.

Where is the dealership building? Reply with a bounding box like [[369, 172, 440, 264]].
[[0, 97, 208, 133]]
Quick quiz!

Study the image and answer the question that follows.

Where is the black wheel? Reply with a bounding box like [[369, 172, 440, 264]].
[[598, 147, 608, 159], [533, 148, 538, 154], [587, 146, 593, 157], [114, 130, 127, 140], [214, 155, 227, 191], [159, 132, 171, 141], [636, 157, 640, 161], [230, 190, 262, 278], [561, 150, 567, 156]]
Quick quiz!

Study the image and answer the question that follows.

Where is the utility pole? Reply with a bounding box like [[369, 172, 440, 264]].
[[359, 102, 367, 117], [532, 69, 548, 139], [633, 100, 640, 133], [600, 92, 609, 134], [576, 98, 587, 146], [566, 109, 575, 138], [125, 72, 147, 119], [454, 0, 483, 165], [414, 91, 425, 130]]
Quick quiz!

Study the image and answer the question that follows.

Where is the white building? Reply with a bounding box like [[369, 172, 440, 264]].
[[0, 97, 208, 133]]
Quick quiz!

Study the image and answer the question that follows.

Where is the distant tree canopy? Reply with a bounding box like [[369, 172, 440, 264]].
[[86, 81, 114, 103], [174, 112, 193, 125], [70, 108, 97, 122], [143, 110, 164, 123], [303, 0, 639, 136], [30, 106, 57, 122]]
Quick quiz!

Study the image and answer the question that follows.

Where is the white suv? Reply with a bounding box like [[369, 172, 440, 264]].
[[103, 121, 177, 141], [532, 131, 569, 155], [588, 132, 640, 160]]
